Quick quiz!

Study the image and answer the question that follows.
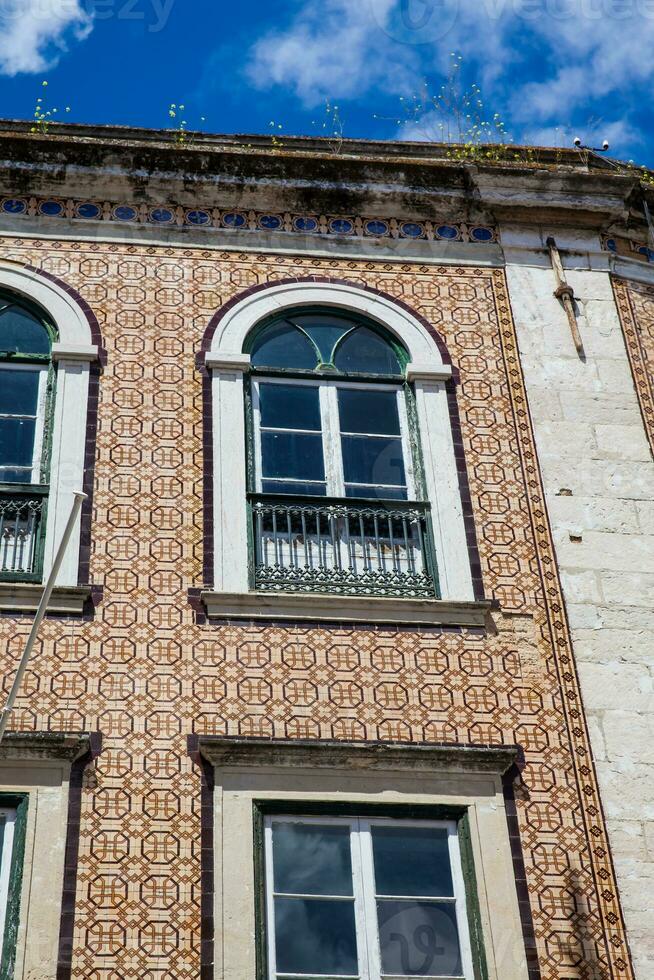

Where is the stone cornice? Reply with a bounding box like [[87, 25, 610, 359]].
[[0, 583, 92, 615], [0, 731, 93, 763], [200, 591, 494, 627], [195, 736, 520, 776], [0, 121, 647, 236]]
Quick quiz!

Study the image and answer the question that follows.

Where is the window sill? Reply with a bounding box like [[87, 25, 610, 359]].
[[200, 590, 494, 627], [0, 583, 92, 615]]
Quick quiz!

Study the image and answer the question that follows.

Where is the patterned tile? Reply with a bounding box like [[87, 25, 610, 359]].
[[612, 276, 654, 451], [0, 239, 633, 979], [0, 197, 497, 245]]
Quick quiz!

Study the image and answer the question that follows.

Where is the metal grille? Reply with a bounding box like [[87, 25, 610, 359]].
[[0, 489, 47, 579], [250, 493, 438, 598]]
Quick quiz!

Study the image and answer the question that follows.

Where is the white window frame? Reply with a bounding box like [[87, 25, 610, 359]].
[[205, 281, 476, 607], [0, 262, 100, 588], [252, 377, 416, 500], [0, 805, 16, 965], [0, 363, 49, 485], [263, 813, 474, 980]]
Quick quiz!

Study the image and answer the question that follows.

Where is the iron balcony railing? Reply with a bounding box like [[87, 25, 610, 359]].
[[249, 493, 439, 599], [0, 486, 47, 581]]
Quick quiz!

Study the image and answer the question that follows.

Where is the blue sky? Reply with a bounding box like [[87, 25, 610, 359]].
[[0, 0, 651, 165]]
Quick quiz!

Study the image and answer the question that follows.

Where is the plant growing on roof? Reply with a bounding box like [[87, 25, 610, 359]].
[[30, 81, 70, 135]]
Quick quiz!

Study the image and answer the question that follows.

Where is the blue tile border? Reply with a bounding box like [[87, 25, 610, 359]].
[[0, 196, 498, 245]]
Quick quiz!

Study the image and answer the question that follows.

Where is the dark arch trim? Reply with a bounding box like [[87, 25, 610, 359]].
[[25, 265, 107, 589], [197, 276, 483, 599]]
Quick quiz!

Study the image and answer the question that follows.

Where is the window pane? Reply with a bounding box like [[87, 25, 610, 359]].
[[376, 900, 463, 977], [291, 315, 354, 365], [344, 485, 407, 501], [251, 323, 318, 370], [334, 327, 403, 376], [338, 388, 401, 436], [274, 897, 358, 976], [0, 467, 33, 484], [0, 305, 51, 355], [261, 432, 325, 483], [0, 369, 40, 415], [261, 479, 327, 497], [259, 383, 321, 431], [272, 823, 353, 896], [341, 435, 406, 489], [0, 418, 37, 468], [372, 826, 454, 897]]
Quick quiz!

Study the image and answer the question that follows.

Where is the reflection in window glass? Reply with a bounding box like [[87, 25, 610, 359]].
[[376, 899, 463, 978], [288, 314, 353, 366], [371, 825, 454, 897], [335, 327, 403, 376], [338, 388, 401, 436], [251, 322, 317, 370], [0, 368, 43, 484], [265, 817, 471, 980], [259, 383, 321, 431], [0, 302, 51, 356]]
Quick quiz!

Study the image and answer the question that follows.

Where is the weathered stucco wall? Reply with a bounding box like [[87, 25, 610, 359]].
[[504, 228, 654, 978]]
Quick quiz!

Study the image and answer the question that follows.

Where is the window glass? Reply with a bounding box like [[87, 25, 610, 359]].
[[261, 432, 325, 484], [0, 369, 40, 415], [338, 388, 407, 498], [371, 825, 454, 897], [270, 822, 358, 977], [273, 897, 359, 976], [0, 303, 51, 355], [0, 419, 37, 471], [334, 326, 403, 376], [251, 322, 317, 370], [338, 388, 401, 436], [272, 822, 353, 896], [288, 314, 354, 366], [341, 435, 406, 492], [265, 817, 471, 980], [259, 383, 327, 495], [376, 899, 463, 977], [250, 312, 407, 376], [259, 383, 321, 431], [0, 368, 42, 483]]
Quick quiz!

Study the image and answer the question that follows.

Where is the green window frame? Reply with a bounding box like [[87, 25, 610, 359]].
[[0, 291, 58, 583], [0, 794, 28, 980], [243, 308, 440, 599], [253, 802, 488, 980]]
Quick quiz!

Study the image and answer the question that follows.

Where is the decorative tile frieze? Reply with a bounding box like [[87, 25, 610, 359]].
[[612, 276, 654, 451], [0, 196, 498, 244], [603, 233, 654, 263]]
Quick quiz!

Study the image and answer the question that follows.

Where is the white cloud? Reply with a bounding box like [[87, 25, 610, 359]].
[[246, 0, 416, 106], [245, 0, 654, 155], [0, 0, 93, 76]]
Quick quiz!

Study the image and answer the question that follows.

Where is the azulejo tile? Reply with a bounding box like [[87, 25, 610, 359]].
[[2, 193, 499, 245]]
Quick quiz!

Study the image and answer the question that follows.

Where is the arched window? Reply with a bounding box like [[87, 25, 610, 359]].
[[204, 281, 477, 623], [244, 309, 438, 598], [247, 311, 410, 498], [0, 292, 57, 580]]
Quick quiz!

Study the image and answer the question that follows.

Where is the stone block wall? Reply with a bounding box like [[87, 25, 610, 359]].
[[505, 229, 654, 978]]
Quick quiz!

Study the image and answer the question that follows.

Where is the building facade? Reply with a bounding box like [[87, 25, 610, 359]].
[[0, 123, 651, 979]]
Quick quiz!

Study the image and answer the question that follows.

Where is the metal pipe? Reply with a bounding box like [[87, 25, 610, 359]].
[[546, 236, 585, 357], [0, 491, 86, 744]]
